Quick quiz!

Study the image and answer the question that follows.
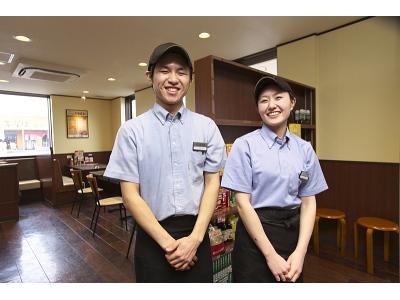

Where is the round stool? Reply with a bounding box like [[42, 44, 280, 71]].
[[313, 208, 346, 256], [354, 217, 399, 274]]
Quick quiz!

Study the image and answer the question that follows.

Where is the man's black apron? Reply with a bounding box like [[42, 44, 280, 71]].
[[134, 215, 212, 283]]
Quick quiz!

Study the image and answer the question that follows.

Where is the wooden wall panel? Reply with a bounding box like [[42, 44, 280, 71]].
[[317, 160, 399, 265]]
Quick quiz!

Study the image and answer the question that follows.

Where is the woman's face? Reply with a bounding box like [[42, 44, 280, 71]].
[[257, 85, 295, 134]]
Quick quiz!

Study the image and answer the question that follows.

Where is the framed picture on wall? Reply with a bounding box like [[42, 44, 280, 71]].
[[66, 109, 89, 138]]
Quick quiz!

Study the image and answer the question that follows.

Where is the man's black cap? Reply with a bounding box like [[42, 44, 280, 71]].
[[148, 42, 193, 77], [254, 76, 294, 102]]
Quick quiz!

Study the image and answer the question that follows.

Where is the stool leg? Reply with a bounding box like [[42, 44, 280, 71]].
[[313, 216, 320, 255], [339, 218, 346, 256], [366, 228, 374, 274], [354, 222, 358, 259], [336, 220, 341, 253], [383, 232, 390, 262]]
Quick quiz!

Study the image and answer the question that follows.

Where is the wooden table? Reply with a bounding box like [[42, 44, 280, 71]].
[[68, 163, 107, 172]]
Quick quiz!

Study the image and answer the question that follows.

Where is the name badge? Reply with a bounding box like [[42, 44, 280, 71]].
[[299, 171, 309, 182], [193, 142, 207, 152]]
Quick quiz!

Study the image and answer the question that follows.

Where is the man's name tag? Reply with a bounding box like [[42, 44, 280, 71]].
[[193, 142, 207, 152], [299, 171, 309, 182]]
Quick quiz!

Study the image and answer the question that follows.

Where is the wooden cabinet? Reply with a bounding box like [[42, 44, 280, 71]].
[[194, 55, 316, 148], [0, 163, 19, 222]]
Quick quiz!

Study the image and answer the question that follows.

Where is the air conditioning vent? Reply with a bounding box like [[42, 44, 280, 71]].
[[12, 59, 83, 82]]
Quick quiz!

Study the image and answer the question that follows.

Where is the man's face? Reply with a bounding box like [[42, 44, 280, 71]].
[[148, 53, 191, 111]]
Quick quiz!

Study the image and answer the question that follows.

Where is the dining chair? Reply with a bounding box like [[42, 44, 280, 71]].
[[70, 169, 103, 217], [86, 174, 128, 237]]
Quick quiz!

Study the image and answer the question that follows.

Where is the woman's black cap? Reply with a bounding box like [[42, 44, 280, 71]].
[[254, 76, 294, 102]]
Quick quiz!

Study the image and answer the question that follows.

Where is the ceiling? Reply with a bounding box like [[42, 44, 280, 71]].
[[0, 16, 364, 99]]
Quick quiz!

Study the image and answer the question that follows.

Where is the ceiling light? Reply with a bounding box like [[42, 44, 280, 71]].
[[13, 35, 32, 42], [199, 32, 210, 39], [83, 90, 89, 94], [107, 77, 116, 82], [138, 62, 147, 67], [81, 95, 86, 101], [0, 62, 5, 65], [0, 79, 9, 83]]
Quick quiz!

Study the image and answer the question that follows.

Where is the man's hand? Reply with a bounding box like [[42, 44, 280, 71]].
[[165, 234, 201, 271]]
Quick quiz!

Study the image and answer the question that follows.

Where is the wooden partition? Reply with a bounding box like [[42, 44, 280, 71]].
[[0, 163, 19, 221]]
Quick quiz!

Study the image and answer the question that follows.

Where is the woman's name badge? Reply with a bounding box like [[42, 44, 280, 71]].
[[193, 142, 207, 152], [299, 171, 309, 182]]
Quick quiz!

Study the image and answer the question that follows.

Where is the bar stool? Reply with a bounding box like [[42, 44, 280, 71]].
[[354, 217, 399, 274], [313, 208, 346, 256]]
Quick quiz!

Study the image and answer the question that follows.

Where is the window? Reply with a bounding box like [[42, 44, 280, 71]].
[[0, 93, 51, 157], [249, 58, 277, 75]]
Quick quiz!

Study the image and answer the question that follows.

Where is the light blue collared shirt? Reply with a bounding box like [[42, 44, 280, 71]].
[[221, 124, 328, 208], [104, 103, 226, 221]]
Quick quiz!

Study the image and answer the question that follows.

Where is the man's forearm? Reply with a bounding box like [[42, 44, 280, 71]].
[[191, 172, 220, 242], [120, 182, 175, 250]]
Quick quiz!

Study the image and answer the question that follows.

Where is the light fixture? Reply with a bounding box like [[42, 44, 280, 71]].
[[13, 35, 32, 42], [0, 79, 9, 83], [83, 90, 89, 94], [138, 62, 147, 67], [107, 77, 116, 82], [81, 95, 86, 101], [199, 32, 210, 39], [0, 62, 5, 66]]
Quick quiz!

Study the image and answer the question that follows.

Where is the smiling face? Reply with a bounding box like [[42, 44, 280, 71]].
[[257, 84, 296, 138], [147, 52, 191, 114]]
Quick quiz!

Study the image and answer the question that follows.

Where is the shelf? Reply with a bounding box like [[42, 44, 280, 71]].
[[299, 124, 316, 129], [216, 119, 262, 127], [212, 206, 238, 221]]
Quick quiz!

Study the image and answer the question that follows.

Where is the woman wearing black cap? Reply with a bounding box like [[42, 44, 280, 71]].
[[221, 76, 328, 282]]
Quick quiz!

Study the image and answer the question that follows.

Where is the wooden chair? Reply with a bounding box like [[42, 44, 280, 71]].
[[70, 169, 103, 217], [313, 208, 346, 256], [354, 217, 399, 274], [86, 174, 128, 237], [126, 221, 137, 258]]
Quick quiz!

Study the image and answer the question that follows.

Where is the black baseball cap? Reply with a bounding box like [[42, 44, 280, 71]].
[[148, 42, 193, 78], [254, 76, 294, 103]]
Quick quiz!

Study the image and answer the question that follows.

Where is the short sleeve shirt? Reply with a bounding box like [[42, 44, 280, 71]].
[[221, 124, 328, 208], [104, 103, 226, 220]]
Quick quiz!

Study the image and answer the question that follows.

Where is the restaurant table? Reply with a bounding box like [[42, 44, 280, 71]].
[[68, 163, 107, 172]]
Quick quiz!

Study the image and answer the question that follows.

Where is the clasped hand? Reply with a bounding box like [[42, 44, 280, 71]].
[[164, 235, 201, 271]]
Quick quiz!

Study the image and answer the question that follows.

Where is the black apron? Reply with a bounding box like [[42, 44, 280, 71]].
[[232, 206, 304, 283], [134, 215, 212, 283]]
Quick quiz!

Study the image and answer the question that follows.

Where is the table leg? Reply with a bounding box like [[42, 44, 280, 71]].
[[313, 216, 320, 255], [354, 222, 358, 259], [339, 218, 346, 256], [366, 228, 374, 274], [383, 231, 390, 262]]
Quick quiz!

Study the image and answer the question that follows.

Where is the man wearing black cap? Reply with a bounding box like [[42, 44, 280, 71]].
[[104, 43, 226, 282]]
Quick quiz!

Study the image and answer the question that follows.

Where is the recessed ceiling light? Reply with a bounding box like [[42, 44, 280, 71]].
[[13, 35, 32, 42], [138, 62, 147, 67], [107, 77, 116, 82], [199, 32, 210, 39], [0, 79, 9, 83], [81, 95, 86, 101], [83, 90, 89, 94], [0, 62, 5, 65]]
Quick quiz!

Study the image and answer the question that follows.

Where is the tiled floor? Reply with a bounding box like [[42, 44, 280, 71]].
[[0, 200, 398, 283]]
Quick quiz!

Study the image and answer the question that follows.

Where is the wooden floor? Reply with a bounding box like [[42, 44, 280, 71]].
[[0, 200, 398, 283]]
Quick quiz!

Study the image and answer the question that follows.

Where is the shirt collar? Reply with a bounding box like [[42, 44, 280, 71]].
[[152, 102, 186, 125], [260, 124, 291, 149]]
